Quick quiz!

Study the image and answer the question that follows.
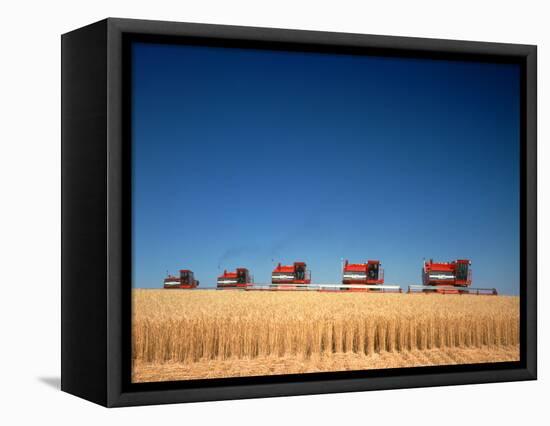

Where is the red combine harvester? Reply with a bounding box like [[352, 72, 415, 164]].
[[422, 259, 471, 293], [271, 262, 311, 289], [407, 259, 497, 295], [163, 269, 199, 289], [217, 268, 253, 289], [342, 260, 384, 287], [340, 260, 400, 292]]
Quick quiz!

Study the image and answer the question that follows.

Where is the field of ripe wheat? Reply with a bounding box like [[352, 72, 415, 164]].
[[132, 289, 519, 382]]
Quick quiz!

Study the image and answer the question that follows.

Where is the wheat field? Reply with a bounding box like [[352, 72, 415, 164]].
[[132, 289, 519, 382]]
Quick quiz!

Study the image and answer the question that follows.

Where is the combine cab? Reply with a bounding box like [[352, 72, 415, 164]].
[[342, 260, 384, 290], [271, 262, 311, 289], [163, 269, 199, 289], [217, 268, 253, 289]]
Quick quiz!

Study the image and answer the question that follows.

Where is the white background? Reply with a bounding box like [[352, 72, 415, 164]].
[[0, 0, 546, 424]]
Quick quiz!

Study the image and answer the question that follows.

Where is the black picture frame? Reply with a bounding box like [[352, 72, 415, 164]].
[[61, 17, 537, 407]]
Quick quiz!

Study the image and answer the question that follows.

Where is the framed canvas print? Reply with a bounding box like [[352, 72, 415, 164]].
[[61, 18, 537, 407]]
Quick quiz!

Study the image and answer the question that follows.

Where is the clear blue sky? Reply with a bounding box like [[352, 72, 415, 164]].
[[131, 42, 520, 294]]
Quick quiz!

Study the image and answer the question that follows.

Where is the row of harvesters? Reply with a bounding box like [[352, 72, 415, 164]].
[[163, 259, 498, 295]]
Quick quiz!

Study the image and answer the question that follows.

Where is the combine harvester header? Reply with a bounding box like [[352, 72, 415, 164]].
[[407, 259, 497, 295]]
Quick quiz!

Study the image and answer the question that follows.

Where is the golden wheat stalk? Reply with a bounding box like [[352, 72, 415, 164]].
[[132, 290, 519, 364]]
